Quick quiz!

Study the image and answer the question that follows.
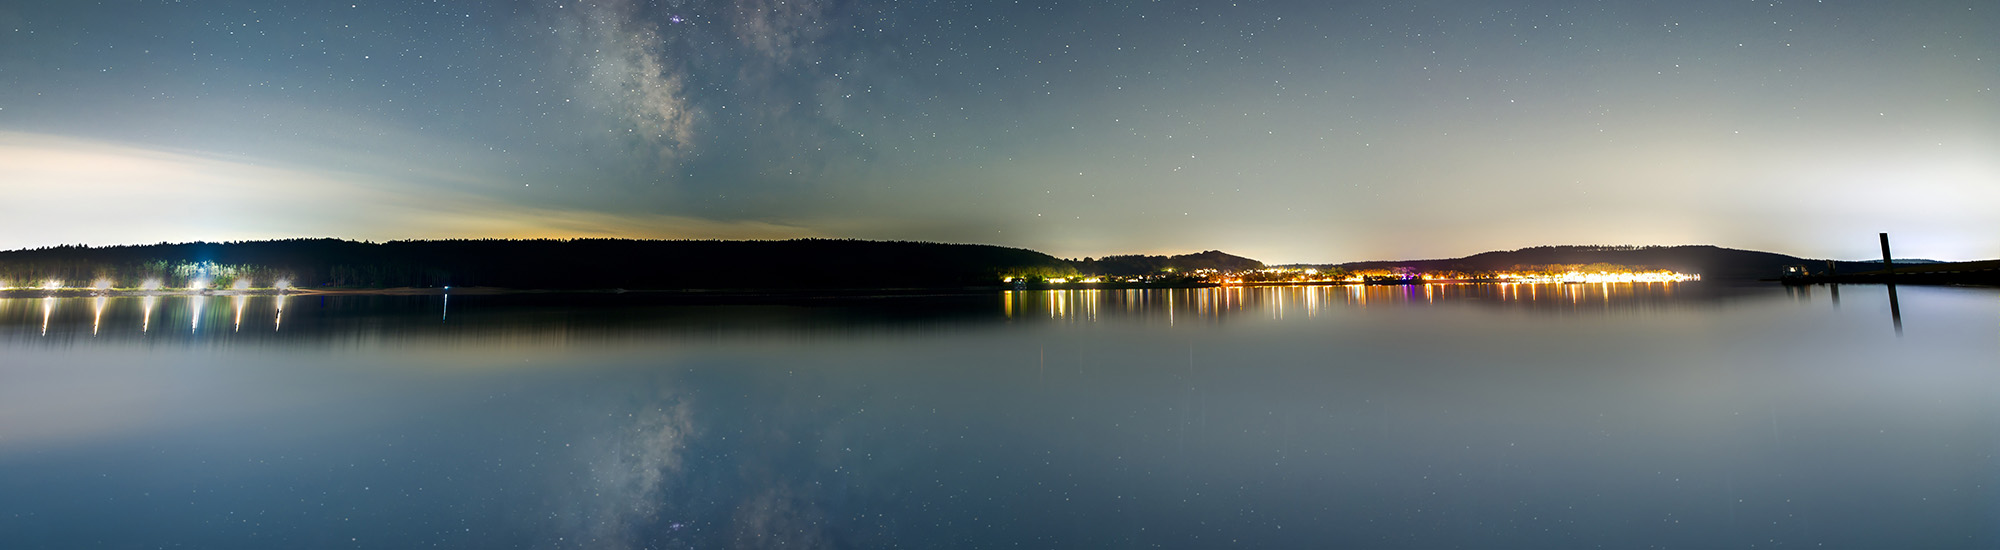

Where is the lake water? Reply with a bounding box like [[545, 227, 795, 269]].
[[1, 283, 1995, 549]]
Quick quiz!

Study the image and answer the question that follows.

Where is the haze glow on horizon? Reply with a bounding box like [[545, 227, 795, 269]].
[[1, 1, 1995, 263]]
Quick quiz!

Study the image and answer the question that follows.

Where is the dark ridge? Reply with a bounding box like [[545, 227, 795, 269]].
[[1072, 250, 1265, 276], [1321, 245, 1879, 280], [0, 238, 1075, 290]]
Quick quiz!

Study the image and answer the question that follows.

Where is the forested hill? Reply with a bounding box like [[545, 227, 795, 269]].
[[0, 239, 1076, 290], [1073, 250, 1265, 276], [1334, 245, 1875, 280]]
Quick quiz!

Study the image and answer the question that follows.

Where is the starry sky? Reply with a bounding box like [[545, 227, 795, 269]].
[[2, 0, 1995, 262]]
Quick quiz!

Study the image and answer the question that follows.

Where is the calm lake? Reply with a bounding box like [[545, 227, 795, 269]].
[[1, 283, 1995, 549]]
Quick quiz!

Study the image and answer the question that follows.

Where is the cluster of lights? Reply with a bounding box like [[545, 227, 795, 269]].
[[1203, 271, 1700, 285], [1007, 276, 1117, 285], [1017, 268, 1699, 287], [0, 277, 297, 292], [1491, 271, 1700, 284]]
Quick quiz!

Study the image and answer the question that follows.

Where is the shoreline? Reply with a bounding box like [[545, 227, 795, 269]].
[[1776, 259, 2000, 287], [0, 279, 1741, 299], [0, 286, 1022, 299], [0, 286, 520, 298]]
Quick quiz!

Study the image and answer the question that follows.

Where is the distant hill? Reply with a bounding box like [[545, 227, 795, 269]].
[[1845, 258, 1944, 265], [1324, 245, 1873, 280], [2, 239, 1934, 290], [1073, 250, 1265, 276], [0, 238, 1076, 290]]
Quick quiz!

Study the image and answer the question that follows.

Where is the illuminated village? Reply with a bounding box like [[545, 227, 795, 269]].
[[0, 263, 1698, 296], [1008, 265, 1699, 288]]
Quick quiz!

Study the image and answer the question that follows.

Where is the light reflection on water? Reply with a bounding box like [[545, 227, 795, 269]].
[[0, 283, 1995, 549], [3, 292, 1017, 349], [2, 282, 1767, 346], [1003, 281, 1730, 324]]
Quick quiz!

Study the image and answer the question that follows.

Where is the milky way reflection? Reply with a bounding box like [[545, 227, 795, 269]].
[[0, 284, 1995, 548]]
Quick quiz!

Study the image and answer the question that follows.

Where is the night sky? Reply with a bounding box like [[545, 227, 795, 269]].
[[2, 0, 1994, 262]]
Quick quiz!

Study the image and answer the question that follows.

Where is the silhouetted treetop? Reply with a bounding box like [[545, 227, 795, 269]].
[[1334, 245, 1867, 280], [0, 238, 1076, 290]]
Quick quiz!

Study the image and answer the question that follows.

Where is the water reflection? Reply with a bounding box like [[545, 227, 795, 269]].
[[91, 296, 106, 336], [0, 293, 1013, 348], [0, 282, 1905, 347], [1, 284, 1996, 549], [1886, 282, 1905, 336], [189, 295, 206, 333], [1004, 281, 1733, 324], [140, 295, 157, 332], [1785, 283, 1908, 337], [0, 281, 1961, 351], [232, 294, 248, 332]]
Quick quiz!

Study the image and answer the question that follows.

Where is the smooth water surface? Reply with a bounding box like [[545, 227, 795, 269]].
[[1, 283, 1995, 549]]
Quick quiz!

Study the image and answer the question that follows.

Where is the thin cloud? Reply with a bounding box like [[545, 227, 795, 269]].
[[0, 132, 814, 250]]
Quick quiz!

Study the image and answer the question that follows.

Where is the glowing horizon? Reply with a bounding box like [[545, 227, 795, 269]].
[[2, 2, 1995, 263]]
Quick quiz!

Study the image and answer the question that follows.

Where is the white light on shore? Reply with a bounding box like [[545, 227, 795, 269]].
[[41, 279, 62, 290], [232, 279, 252, 290], [93, 279, 113, 291], [140, 279, 162, 291], [190, 279, 209, 291], [275, 279, 292, 291]]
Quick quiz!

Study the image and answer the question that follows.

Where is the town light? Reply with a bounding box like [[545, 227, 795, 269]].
[[1490, 271, 1699, 284]]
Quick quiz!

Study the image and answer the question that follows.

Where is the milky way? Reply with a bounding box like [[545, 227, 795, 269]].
[[1, 1, 1995, 261]]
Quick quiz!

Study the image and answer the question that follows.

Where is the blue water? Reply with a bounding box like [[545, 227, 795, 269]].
[[1, 283, 1994, 548]]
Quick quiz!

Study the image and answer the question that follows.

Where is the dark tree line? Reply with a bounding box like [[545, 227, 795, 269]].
[[0, 238, 1077, 290], [1331, 245, 1874, 280], [1071, 250, 1265, 276]]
